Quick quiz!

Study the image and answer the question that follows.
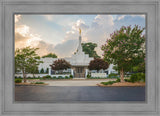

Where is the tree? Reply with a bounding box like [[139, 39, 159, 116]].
[[88, 58, 109, 72], [26, 66, 39, 77], [15, 47, 42, 82], [40, 68, 45, 73], [46, 68, 49, 73], [101, 25, 145, 82], [50, 59, 71, 73], [42, 53, 57, 58], [82, 42, 100, 58]]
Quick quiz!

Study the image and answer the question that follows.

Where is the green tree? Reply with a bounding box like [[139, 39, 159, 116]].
[[88, 58, 109, 72], [50, 59, 71, 73], [26, 66, 39, 77], [46, 68, 49, 73], [42, 53, 57, 58], [40, 68, 45, 74], [15, 47, 42, 82], [82, 42, 100, 58], [101, 25, 145, 82]]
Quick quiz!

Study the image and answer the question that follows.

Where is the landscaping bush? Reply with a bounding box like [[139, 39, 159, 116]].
[[35, 82, 45, 84], [101, 81, 116, 85], [116, 78, 120, 82], [58, 76, 63, 79], [42, 75, 52, 79], [69, 75, 73, 78], [15, 78, 22, 83], [52, 76, 57, 79], [87, 74, 91, 78], [65, 76, 69, 79], [107, 73, 119, 78], [129, 73, 145, 83]]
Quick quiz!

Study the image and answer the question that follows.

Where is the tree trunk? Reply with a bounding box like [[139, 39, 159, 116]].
[[120, 68, 124, 82], [22, 70, 27, 83]]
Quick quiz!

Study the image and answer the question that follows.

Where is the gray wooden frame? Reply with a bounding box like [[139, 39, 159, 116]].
[[0, 0, 159, 116]]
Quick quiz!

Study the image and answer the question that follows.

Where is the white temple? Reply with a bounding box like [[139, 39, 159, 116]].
[[38, 29, 116, 78]]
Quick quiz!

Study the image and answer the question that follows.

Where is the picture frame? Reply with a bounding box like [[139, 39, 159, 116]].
[[0, 0, 159, 115]]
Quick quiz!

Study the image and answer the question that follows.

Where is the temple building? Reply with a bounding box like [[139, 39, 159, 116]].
[[38, 29, 116, 78]]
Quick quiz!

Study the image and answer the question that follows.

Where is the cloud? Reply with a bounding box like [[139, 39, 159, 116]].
[[118, 15, 125, 20], [44, 15, 53, 21], [85, 15, 114, 56], [54, 39, 78, 58], [71, 19, 89, 31], [56, 15, 115, 57], [15, 15, 21, 23], [117, 15, 145, 21], [36, 41, 55, 56]]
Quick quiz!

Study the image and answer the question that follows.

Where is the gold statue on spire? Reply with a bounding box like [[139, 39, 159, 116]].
[[79, 28, 81, 35]]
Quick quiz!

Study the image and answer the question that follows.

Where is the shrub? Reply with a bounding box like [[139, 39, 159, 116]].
[[15, 78, 22, 83], [129, 73, 145, 83], [52, 76, 56, 79], [107, 73, 118, 78], [58, 76, 63, 79], [69, 75, 73, 78], [116, 78, 120, 82], [65, 76, 69, 79], [18, 76, 22, 78], [42, 75, 51, 79], [35, 82, 44, 84], [101, 81, 116, 85], [87, 74, 91, 78]]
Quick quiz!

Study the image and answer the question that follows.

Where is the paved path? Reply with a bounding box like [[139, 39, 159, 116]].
[[15, 86, 145, 102], [31, 79, 116, 86]]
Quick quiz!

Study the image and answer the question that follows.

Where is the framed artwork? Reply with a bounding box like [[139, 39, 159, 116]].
[[0, 0, 159, 116]]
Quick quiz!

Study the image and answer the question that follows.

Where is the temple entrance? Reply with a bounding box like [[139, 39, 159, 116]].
[[75, 67, 85, 78]]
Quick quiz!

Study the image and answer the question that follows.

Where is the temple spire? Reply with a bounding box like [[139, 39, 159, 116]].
[[79, 28, 81, 35], [76, 28, 82, 54]]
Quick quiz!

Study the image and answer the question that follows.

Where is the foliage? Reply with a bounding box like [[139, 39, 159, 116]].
[[107, 73, 119, 78], [65, 76, 69, 79], [35, 82, 45, 84], [46, 68, 49, 73], [101, 81, 116, 85], [101, 25, 145, 82], [133, 62, 145, 73], [40, 68, 45, 73], [42, 75, 52, 79], [82, 42, 100, 58], [88, 58, 109, 71], [69, 75, 73, 78], [50, 59, 71, 71], [58, 76, 63, 79], [87, 74, 91, 78], [15, 78, 22, 83], [129, 73, 145, 83], [116, 78, 120, 82], [42, 53, 57, 58], [15, 46, 42, 83]]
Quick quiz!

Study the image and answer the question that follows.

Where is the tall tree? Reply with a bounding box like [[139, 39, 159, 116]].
[[82, 42, 100, 58], [15, 47, 42, 82], [88, 58, 109, 72], [50, 59, 71, 73], [42, 53, 57, 58], [101, 25, 145, 82]]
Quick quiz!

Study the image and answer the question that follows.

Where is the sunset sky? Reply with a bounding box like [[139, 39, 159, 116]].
[[15, 14, 145, 58]]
